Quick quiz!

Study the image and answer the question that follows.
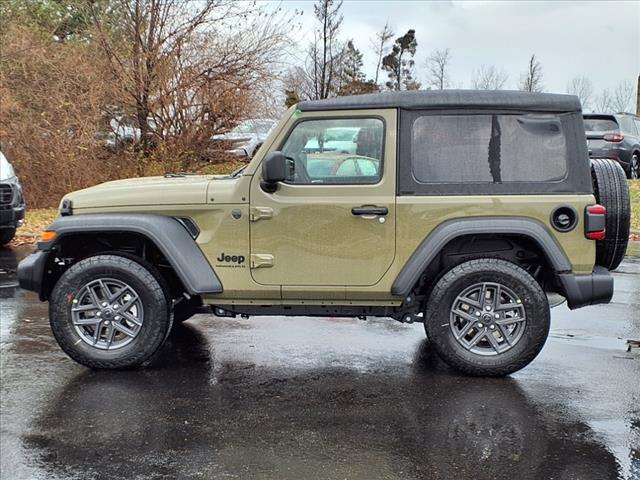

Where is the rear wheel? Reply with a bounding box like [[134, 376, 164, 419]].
[[424, 258, 550, 377], [50, 254, 172, 369], [591, 158, 630, 270]]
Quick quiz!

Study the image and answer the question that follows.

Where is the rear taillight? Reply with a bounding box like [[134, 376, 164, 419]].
[[585, 204, 606, 240], [603, 132, 624, 142]]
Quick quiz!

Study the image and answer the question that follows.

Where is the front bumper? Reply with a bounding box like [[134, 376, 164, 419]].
[[0, 205, 25, 228], [17, 251, 48, 300], [558, 266, 613, 310]]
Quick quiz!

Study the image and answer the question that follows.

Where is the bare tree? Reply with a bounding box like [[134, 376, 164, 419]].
[[91, 1, 219, 154], [472, 65, 508, 90], [594, 89, 612, 113], [519, 54, 544, 92], [91, 0, 291, 156], [611, 80, 634, 113], [566, 76, 594, 111], [284, 65, 317, 102], [310, 0, 344, 99], [425, 48, 452, 90], [369, 21, 393, 86]]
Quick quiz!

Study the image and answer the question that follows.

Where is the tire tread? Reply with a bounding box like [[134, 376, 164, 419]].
[[425, 258, 550, 377], [50, 254, 170, 369]]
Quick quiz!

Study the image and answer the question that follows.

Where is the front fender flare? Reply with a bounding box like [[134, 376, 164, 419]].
[[36, 213, 222, 295], [391, 217, 572, 297]]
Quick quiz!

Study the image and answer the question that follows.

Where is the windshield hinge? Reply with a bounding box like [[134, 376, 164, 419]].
[[249, 206, 274, 222], [250, 254, 274, 269]]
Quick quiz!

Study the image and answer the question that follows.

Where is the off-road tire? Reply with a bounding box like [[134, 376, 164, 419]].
[[50, 254, 172, 369], [0, 228, 16, 246], [424, 258, 550, 377], [591, 158, 630, 271]]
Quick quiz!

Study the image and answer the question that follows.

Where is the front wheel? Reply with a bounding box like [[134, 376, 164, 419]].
[[50, 254, 172, 369], [424, 258, 550, 377], [0, 228, 16, 246]]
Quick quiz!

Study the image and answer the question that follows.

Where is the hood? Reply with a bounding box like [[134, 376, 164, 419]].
[[64, 175, 216, 209]]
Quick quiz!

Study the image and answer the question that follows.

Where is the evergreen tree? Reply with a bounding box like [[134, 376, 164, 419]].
[[382, 29, 419, 91], [342, 40, 365, 85]]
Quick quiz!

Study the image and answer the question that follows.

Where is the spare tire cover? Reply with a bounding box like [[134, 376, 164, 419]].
[[590, 158, 630, 271]]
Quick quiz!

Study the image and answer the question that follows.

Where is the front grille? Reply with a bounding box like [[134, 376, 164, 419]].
[[0, 184, 13, 205]]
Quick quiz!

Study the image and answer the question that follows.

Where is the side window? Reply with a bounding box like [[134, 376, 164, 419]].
[[635, 119, 640, 136], [619, 116, 638, 135], [280, 117, 384, 185], [411, 114, 567, 184]]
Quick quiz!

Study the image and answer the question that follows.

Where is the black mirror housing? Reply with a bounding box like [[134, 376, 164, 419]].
[[261, 151, 287, 190]]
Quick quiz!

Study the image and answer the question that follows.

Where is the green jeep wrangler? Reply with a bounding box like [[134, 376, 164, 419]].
[[18, 90, 631, 376]]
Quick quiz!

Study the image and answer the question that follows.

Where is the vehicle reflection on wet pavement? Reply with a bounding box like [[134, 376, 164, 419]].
[[1, 244, 639, 480]]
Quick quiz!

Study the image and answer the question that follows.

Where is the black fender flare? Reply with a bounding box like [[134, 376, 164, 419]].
[[391, 217, 572, 297], [36, 213, 222, 295]]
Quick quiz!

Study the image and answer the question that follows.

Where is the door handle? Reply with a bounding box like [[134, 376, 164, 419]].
[[351, 206, 388, 216]]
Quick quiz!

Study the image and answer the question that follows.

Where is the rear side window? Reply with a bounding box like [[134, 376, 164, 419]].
[[411, 114, 567, 184], [617, 116, 638, 135], [583, 118, 619, 132]]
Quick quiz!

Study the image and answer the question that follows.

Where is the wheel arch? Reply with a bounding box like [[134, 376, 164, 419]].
[[35, 214, 222, 300], [391, 217, 571, 298]]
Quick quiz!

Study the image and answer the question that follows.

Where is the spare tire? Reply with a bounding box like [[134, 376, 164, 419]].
[[590, 158, 630, 271]]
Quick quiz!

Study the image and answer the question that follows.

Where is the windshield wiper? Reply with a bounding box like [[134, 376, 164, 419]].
[[230, 166, 246, 177]]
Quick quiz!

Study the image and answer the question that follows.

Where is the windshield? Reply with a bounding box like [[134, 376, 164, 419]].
[[0, 152, 16, 180], [583, 118, 619, 132]]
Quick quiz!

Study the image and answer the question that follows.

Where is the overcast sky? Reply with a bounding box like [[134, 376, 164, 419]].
[[278, 0, 639, 104]]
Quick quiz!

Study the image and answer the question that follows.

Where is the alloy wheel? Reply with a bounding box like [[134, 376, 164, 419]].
[[450, 282, 527, 356], [71, 278, 144, 350]]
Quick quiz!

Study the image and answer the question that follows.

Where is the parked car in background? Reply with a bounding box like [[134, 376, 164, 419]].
[[0, 151, 26, 246], [584, 112, 640, 179], [213, 119, 275, 157], [302, 127, 360, 154], [96, 114, 142, 150]]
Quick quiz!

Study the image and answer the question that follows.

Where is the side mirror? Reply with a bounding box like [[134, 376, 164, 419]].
[[261, 151, 286, 192]]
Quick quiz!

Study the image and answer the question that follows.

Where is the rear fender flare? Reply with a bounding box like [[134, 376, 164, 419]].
[[391, 217, 571, 297]]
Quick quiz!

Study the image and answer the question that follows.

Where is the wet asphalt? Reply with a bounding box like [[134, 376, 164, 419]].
[[0, 245, 639, 480]]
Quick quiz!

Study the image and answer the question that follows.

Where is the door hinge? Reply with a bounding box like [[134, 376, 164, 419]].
[[250, 254, 274, 269], [250, 206, 274, 222]]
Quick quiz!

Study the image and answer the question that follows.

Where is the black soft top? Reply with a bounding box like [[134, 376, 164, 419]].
[[298, 89, 582, 113]]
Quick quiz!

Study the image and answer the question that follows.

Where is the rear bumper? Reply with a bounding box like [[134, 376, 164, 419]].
[[558, 266, 613, 310], [588, 150, 630, 167], [17, 251, 48, 300]]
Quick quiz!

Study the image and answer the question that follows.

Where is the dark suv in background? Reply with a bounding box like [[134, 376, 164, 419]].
[[0, 151, 26, 245], [584, 112, 640, 179]]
